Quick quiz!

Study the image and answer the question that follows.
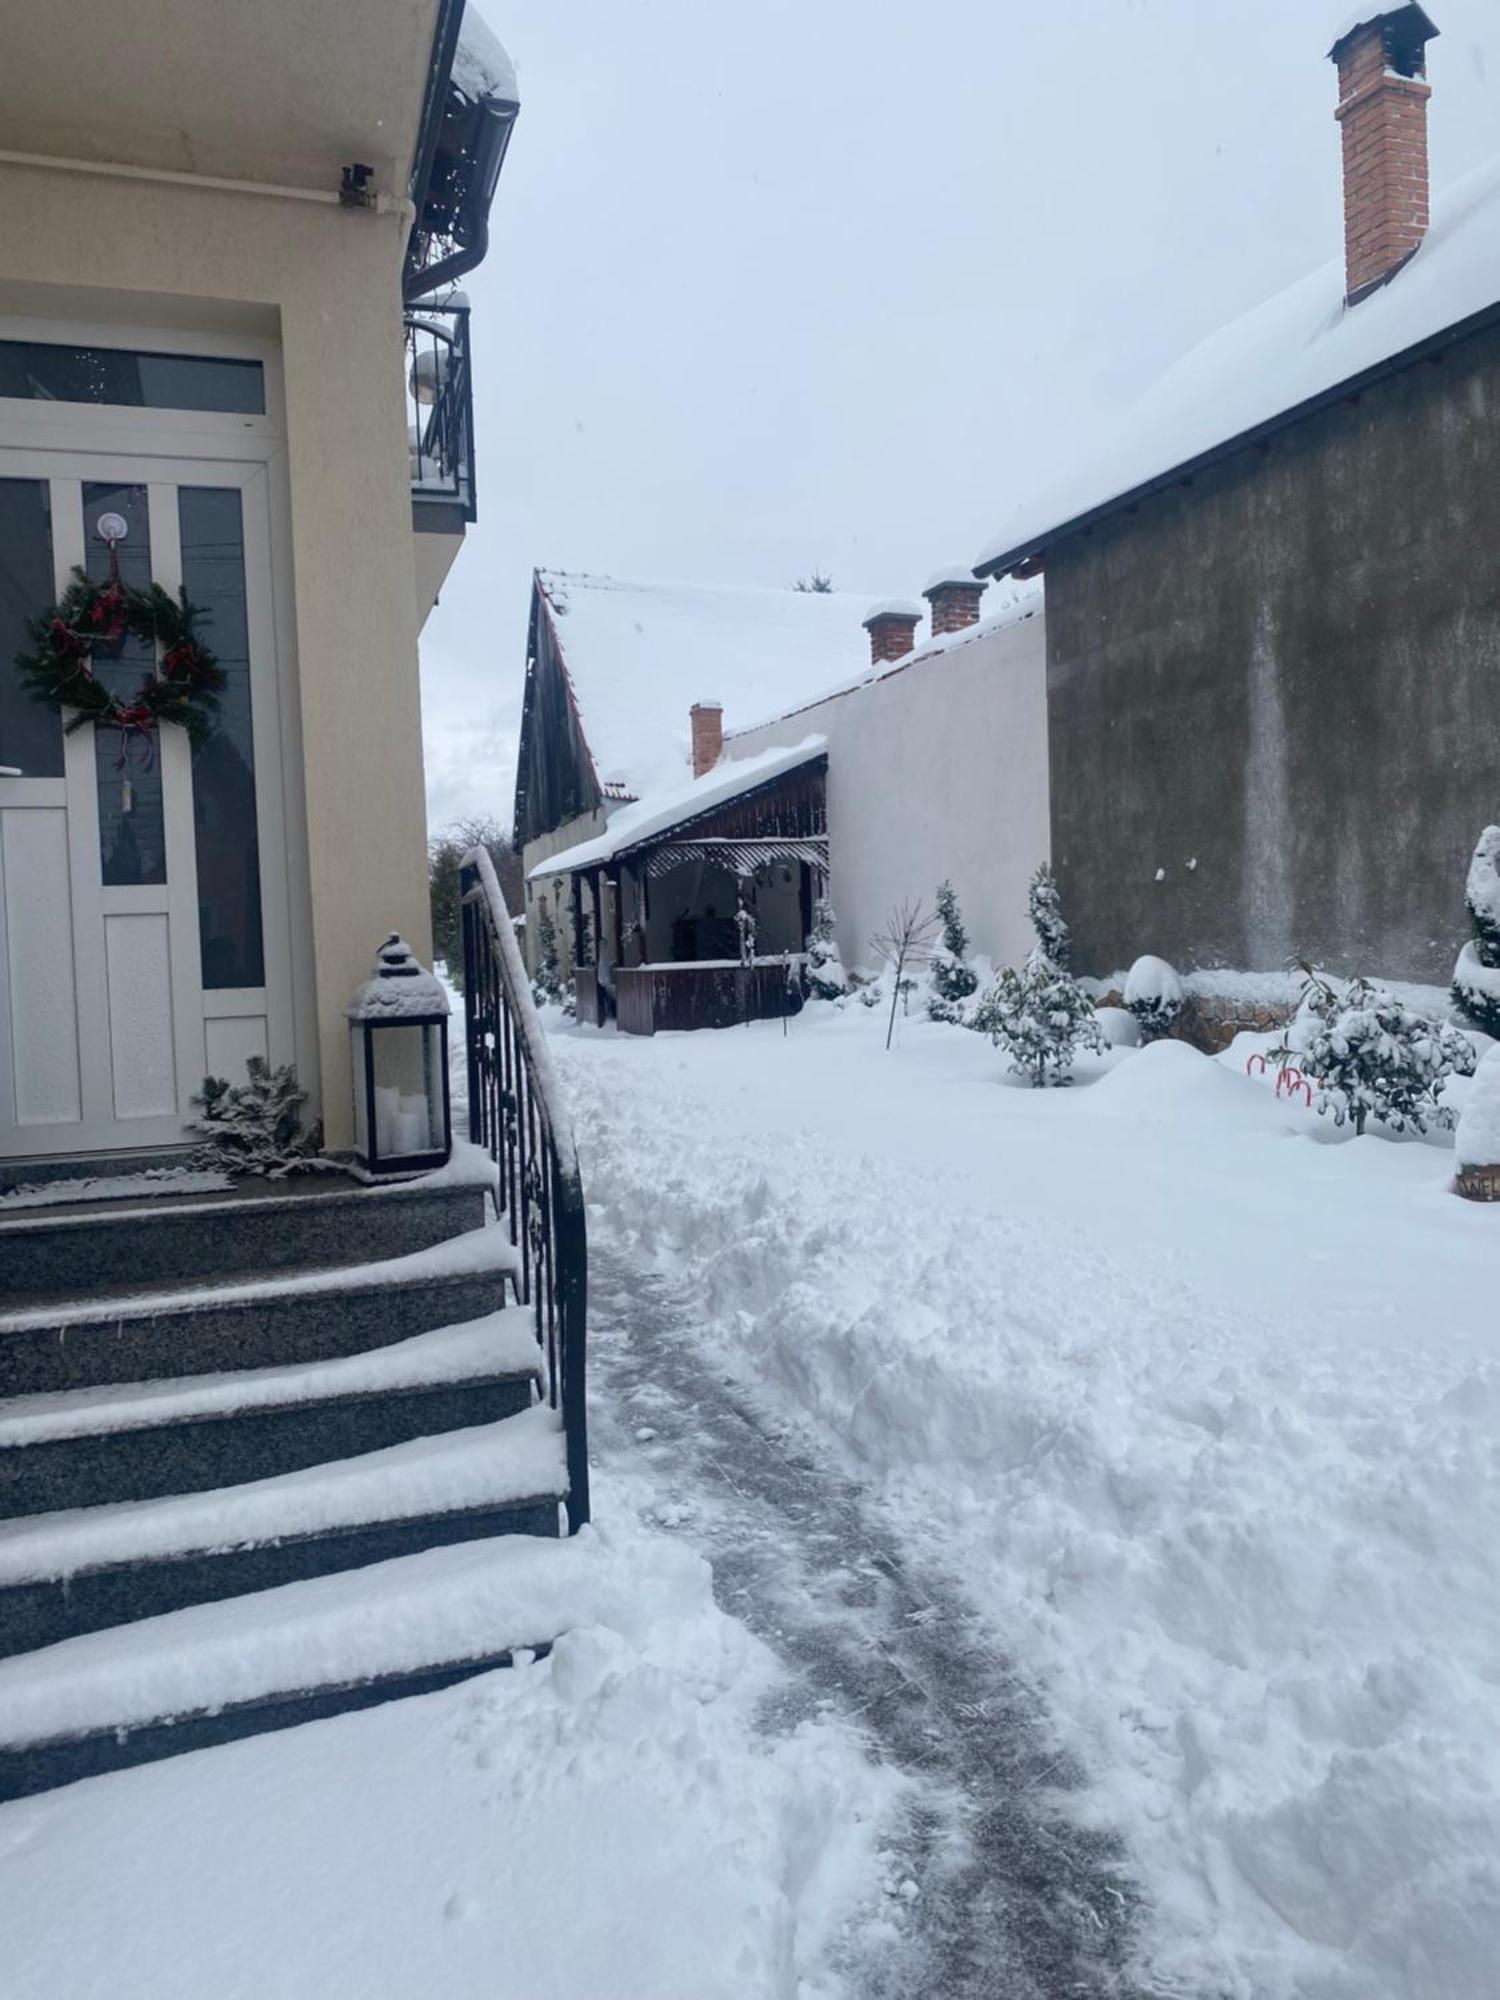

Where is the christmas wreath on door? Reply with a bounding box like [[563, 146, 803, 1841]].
[[16, 562, 224, 761]]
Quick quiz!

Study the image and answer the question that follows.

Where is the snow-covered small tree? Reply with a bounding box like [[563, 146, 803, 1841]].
[[973, 946, 1104, 1086], [531, 901, 564, 1007], [1287, 967, 1476, 1137], [928, 879, 979, 1022], [1028, 864, 1070, 968], [1452, 824, 1500, 1038], [194, 1060, 327, 1178], [805, 896, 848, 1000], [1124, 954, 1184, 1042], [972, 864, 1100, 1084]]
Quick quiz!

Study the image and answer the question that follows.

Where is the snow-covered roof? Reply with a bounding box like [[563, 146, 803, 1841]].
[[730, 577, 1043, 738], [452, 5, 518, 105], [535, 570, 882, 799], [530, 737, 827, 879], [976, 150, 1500, 578]]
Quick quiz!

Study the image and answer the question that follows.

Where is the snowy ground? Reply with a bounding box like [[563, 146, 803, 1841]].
[[8, 991, 1497, 1999], [2, 1458, 899, 2000], [557, 997, 1500, 2000]]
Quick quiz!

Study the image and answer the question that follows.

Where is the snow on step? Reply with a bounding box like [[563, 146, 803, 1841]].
[[0, 1530, 638, 1748], [0, 1406, 566, 1587], [0, 1312, 540, 1448], [0, 1216, 520, 1336]]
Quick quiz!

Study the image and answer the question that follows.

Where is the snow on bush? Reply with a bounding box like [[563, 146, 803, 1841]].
[[927, 880, 979, 1023], [973, 948, 1105, 1086], [1453, 827, 1500, 1032], [1287, 968, 1476, 1137], [1456, 1043, 1500, 1172], [531, 901, 566, 1008], [805, 896, 848, 1000], [1124, 954, 1184, 1042], [1453, 826, 1500, 1037], [1027, 862, 1070, 967]]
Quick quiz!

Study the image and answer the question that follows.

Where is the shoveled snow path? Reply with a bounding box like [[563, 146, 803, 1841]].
[[589, 1243, 1147, 2000]]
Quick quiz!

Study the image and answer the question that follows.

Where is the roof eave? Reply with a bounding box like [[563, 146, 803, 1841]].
[[977, 295, 1500, 579]]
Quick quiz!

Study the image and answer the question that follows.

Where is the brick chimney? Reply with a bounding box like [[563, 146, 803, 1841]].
[[862, 601, 922, 667], [690, 701, 723, 778], [1329, 6, 1439, 305], [922, 566, 987, 637]]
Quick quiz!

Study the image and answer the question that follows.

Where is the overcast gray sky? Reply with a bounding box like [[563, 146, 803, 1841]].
[[419, 0, 1497, 833]]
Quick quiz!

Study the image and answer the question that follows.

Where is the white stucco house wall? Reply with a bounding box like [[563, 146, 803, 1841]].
[[725, 572, 1049, 976]]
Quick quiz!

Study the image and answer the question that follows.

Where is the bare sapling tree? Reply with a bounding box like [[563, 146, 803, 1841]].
[[870, 899, 941, 1050]]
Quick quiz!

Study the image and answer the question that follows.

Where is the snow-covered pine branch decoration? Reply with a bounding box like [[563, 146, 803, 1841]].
[[1452, 824, 1500, 1039], [1027, 863, 1070, 969], [193, 1059, 330, 1179], [971, 864, 1102, 1085], [928, 879, 979, 1022], [1124, 954, 1184, 1042], [1284, 965, 1474, 1138], [806, 895, 848, 1000], [870, 898, 940, 1051]]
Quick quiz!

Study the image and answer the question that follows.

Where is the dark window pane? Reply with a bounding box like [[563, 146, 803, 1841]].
[[181, 487, 264, 988], [0, 479, 63, 778], [85, 483, 166, 886], [0, 342, 263, 415]]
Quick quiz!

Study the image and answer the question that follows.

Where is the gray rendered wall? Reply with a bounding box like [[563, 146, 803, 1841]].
[[1045, 320, 1500, 984]]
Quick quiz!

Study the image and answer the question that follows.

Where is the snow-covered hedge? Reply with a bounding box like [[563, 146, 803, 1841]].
[[1124, 954, 1184, 1042], [1288, 971, 1476, 1138], [1452, 826, 1500, 1037]]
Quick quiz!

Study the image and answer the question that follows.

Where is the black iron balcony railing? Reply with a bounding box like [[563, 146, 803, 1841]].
[[460, 847, 589, 1532], [406, 298, 476, 524]]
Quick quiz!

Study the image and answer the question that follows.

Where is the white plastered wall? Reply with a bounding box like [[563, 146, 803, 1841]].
[[0, 164, 431, 1148], [725, 604, 1050, 975]]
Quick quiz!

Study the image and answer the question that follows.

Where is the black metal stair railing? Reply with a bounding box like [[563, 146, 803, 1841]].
[[460, 848, 589, 1531]]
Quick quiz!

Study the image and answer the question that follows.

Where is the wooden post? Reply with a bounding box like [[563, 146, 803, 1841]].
[[798, 860, 814, 947], [571, 872, 585, 970], [609, 863, 623, 970]]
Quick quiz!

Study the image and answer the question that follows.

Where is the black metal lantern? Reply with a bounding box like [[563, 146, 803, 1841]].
[[347, 934, 452, 1178]]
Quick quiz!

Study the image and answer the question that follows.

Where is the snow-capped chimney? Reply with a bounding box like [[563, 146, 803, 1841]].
[[1330, 6, 1438, 305], [922, 566, 987, 638], [862, 602, 922, 667], [690, 701, 723, 778]]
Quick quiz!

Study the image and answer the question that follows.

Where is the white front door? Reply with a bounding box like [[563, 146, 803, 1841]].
[[0, 407, 301, 1160]]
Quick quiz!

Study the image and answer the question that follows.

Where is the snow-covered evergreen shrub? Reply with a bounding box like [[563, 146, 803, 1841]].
[[1028, 864, 1070, 968], [1452, 825, 1500, 1038], [1456, 1044, 1500, 1173], [531, 902, 565, 1008], [1287, 968, 1475, 1137], [1124, 954, 1184, 1042], [972, 945, 1105, 1087], [193, 1060, 328, 1178], [928, 879, 979, 1022], [805, 896, 848, 1000]]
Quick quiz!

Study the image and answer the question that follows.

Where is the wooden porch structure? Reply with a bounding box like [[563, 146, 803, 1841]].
[[563, 754, 827, 1036]]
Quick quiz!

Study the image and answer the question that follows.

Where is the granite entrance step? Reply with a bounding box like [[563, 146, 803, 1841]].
[[0, 1404, 566, 1658]]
